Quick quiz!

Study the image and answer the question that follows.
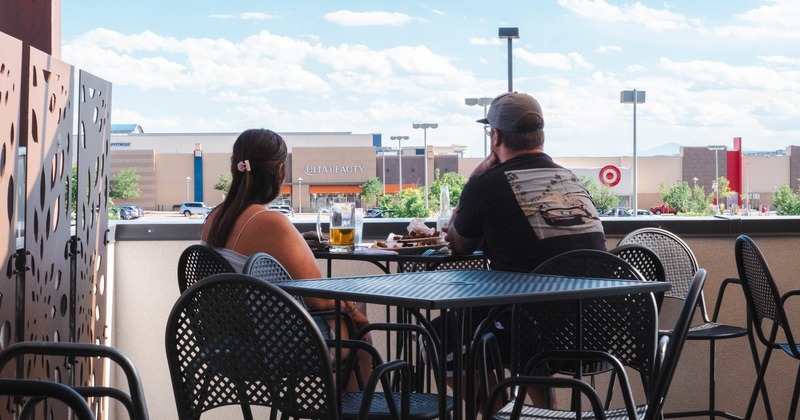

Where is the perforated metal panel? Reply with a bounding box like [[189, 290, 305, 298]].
[[74, 70, 113, 417], [21, 47, 74, 420], [0, 30, 22, 418]]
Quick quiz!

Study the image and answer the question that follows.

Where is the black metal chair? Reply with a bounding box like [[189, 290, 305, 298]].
[[609, 243, 667, 308], [176, 244, 235, 293], [482, 269, 707, 420], [735, 235, 800, 419], [0, 341, 148, 420], [0, 378, 97, 420], [465, 249, 647, 415], [165, 273, 414, 420], [619, 227, 747, 419]]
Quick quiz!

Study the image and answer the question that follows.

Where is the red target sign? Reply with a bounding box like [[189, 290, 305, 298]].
[[599, 165, 621, 187]]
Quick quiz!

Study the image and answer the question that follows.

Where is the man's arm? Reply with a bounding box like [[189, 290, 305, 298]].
[[443, 206, 482, 255]]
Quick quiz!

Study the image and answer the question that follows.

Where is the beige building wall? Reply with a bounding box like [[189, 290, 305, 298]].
[[155, 154, 194, 209]]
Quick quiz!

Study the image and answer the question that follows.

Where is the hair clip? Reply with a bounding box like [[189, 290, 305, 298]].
[[237, 160, 251, 172]]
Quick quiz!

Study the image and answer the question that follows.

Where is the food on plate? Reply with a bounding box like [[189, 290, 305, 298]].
[[371, 218, 446, 249]]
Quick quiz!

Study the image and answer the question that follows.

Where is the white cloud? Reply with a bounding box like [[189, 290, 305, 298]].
[[557, 0, 694, 32], [209, 14, 235, 20], [713, 1, 800, 39], [515, 49, 592, 70], [596, 45, 622, 54], [626, 64, 646, 73], [469, 37, 502, 46], [659, 58, 800, 91], [240, 12, 278, 20], [324, 10, 412, 26], [759, 55, 800, 67]]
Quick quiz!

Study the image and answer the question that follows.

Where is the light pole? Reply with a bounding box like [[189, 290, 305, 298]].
[[708, 145, 726, 212], [498, 27, 519, 92], [185, 176, 191, 201], [412, 123, 438, 209], [465, 97, 493, 156], [745, 162, 751, 215], [390, 136, 409, 194], [620, 89, 646, 217], [297, 177, 303, 213], [693, 177, 698, 188]]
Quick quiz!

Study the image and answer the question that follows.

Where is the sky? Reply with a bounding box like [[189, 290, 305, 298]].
[[61, 1, 800, 158]]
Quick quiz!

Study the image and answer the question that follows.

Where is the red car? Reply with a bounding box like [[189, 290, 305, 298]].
[[650, 203, 677, 215]]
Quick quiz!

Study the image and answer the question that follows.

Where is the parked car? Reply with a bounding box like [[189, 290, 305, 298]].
[[601, 207, 632, 217], [633, 209, 653, 216], [650, 203, 677, 215], [179, 201, 213, 217], [365, 209, 395, 218], [112, 206, 137, 220], [268, 204, 294, 217]]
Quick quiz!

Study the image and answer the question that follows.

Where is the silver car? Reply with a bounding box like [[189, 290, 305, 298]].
[[179, 202, 212, 217]]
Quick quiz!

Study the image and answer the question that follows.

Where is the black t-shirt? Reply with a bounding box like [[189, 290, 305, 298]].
[[453, 153, 606, 272]]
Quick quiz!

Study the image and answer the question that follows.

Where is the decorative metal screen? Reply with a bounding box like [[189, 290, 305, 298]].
[[0, 30, 22, 417], [22, 46, 75, 419], [74, 70, 113, 417]]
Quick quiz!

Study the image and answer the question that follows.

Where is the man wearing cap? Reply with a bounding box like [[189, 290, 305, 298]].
[[445, 92, 606, 271]]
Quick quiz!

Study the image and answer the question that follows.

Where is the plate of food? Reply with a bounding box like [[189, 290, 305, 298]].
[[372, 242, 449, 255]]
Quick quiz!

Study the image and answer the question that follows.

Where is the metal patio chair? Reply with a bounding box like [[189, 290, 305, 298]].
[[165, 273, 415, 420], [0, 379, 97, 420], [735, 235, 800, 419], [176, 244, 235, 293], [482, 269, 707, 420], [619, 227, 747, 419]]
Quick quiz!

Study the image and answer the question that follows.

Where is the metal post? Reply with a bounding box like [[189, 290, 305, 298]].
[[298, 177, 303, 213], [506, 38, 513, 92], [185, 177, 191, 201], [423, 128, 429, 209], [632, 91, 638, 216], [382, 152, 386, 195]]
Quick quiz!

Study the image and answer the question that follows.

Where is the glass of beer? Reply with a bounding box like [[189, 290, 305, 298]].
[[317, 202, 356, 253]]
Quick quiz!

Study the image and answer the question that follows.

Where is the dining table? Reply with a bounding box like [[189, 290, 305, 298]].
[[279, 269, 671, 420], [313, 248, 488, 277]]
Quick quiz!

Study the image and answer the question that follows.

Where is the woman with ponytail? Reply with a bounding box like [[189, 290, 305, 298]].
[[201, 128, 371, 338]]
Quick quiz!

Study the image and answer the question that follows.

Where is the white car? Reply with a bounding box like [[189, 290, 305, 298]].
[[268, 204, 294, 217], [179, 202, 213, 217]]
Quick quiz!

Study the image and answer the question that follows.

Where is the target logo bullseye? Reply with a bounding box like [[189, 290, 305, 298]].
[[599, 165, 621, 187]]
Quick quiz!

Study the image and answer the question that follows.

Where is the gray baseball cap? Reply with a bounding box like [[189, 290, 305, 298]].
[[477, 92, 544, 132]]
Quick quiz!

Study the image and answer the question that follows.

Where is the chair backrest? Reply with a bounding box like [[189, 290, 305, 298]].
[[618, 228, 701, 303], [644, 268, 707, 420], [399, 257, 488, 273], [176, 244, 235, 293], [0, 341, 149, 420], [609, 243, 667, 307], [521, 249, 658, 377], [165, 273, 338, 419], [0, 379, 97, 420], [735, 235, 798, 349], [242, 252, 293, 283]]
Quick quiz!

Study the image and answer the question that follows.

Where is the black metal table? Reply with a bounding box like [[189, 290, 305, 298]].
[[279, 269, 670, 420], [313, 249, 488, 276]]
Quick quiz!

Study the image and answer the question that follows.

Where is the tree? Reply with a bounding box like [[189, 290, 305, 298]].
[[429, 169, 467, 209], [109, 167, 141, 201], [773, 183, 800, 215], [688, 184, 713, 215], [580, 175, 619, 212], [381, 188, 428, 217], [359, 177, 383, 208], [213, 172, 231, 193], [659, 181, 692, 213]]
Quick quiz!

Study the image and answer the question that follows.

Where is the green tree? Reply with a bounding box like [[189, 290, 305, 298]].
[[109, 167, 141, 201], [688, 184, 714, 215], [659, 181, 692, 213], [429, 169, 467, 209], [359, 177, 383, 208], [382, 188, 428, 217], [580, 175, 619, 212], [213, 172, 231, 193], [773, 183, 800, 215]]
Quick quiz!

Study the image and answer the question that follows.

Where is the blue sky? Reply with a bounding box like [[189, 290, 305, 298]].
[[61, 1, 800, 157]]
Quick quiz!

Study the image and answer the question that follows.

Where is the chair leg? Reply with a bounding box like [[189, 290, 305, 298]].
[[747, 325, 774, 420], [709, 340, 716, 420], [745, 347, 772, 420], [788, 363, 800, 420]]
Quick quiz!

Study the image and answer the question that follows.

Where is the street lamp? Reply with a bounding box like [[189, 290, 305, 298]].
[[297, 177, 303, 213], [185, 176, 191, 201], [498, 27, 519, 92], [465, 97, 493, 156], [412, 123, 438, 209], [390, 136, 409, 194], [745, 162, 751, 215], [620, 89, 646, 217], [693, 177, 698, 188], [707, 145, 726, 212]]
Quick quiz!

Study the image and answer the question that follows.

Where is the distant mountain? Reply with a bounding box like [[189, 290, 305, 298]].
[[640, 142, 681, 156]]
